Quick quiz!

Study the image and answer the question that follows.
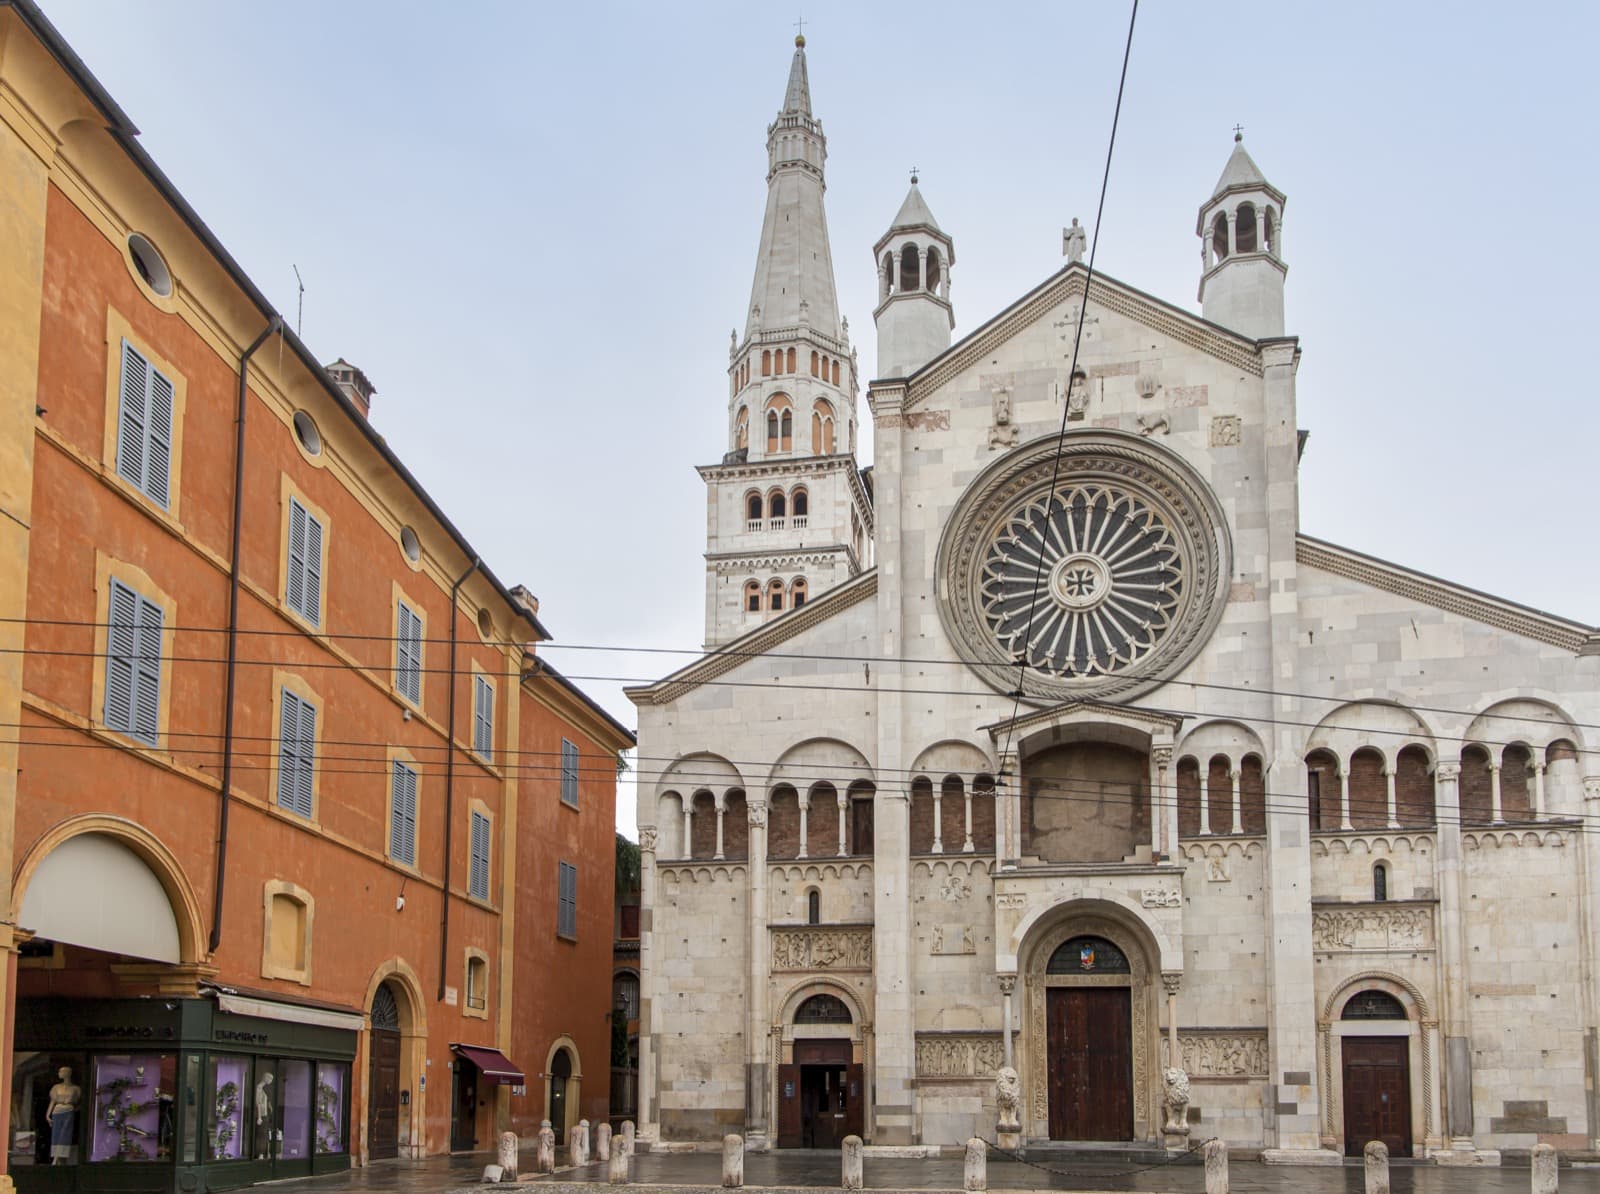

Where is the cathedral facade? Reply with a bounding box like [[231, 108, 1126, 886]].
[[628, 37, 1600, 1162]]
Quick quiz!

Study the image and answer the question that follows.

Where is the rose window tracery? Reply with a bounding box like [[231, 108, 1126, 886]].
[[936, 434, 1230, 704]]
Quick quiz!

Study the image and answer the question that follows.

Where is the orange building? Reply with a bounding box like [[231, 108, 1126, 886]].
[[0, 3, 633, 1190]]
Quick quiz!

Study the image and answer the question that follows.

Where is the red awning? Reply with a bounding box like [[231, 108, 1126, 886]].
[[451, 1044, 525, 1085]]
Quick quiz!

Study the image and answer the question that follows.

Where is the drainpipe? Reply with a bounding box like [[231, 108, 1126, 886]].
[[209, 318, 283, 955], [440, 557, 481, 999]]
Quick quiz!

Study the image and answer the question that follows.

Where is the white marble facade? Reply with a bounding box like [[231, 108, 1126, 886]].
[[627, 44, 1600, 1162]]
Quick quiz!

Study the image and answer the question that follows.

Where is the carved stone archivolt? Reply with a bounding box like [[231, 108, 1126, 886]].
[[1178, 1031, 1268, 1080], [1023, 912, 1162, 1141], [935, 433, 1231, 704], [1311, 904, 1434, 952], [771, 925, 872, 972], [915, 1032, 1009, 1080]]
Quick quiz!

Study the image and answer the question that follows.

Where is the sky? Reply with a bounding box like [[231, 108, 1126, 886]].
[[37, 1, 1600, 836]]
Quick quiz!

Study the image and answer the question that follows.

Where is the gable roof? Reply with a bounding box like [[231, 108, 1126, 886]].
[[625, 569, 878, 706], [1297, 534, 1598, 653], [889, 262, 1277, 411]]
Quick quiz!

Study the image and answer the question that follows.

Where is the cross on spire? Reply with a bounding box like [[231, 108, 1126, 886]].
[[1233, 123, 1244, 142], [910, 165, 920, 184], [794, 15, 806, 43]]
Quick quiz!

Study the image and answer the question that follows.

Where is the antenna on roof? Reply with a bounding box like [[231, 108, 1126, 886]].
[[292, 264, 305, 337]]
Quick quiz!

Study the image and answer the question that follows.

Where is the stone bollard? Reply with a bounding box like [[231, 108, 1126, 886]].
[[622, 1120, 636, 1156], [842, 1134, 864, 1191], [1364, 1140, 1389, 1194], [1203, 1139, 1228, 1194], [964, 1137, 987, 1192], [1533, 1143, 1559, 1194], [537, 1121, 556, 1173], [722, 1134, 744, 1188], [480, 1164, 504, 1184], [498, 1131, 519, 1181], [597, 1122, 612, 1162], [570, 1121, 589, 1166], [609, 1145, 630, 1185]]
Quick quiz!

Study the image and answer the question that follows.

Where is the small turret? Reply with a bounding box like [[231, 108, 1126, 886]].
[[872, 174, 955, 378], [1196, 131, 1287, 339]]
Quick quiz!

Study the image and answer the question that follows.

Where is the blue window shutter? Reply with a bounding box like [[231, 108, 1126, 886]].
[[391, 761, 417, 865], [303, 511, 323, 625], [295, 698, 316, 817], [396, 602, 422, 703], [277, 690, 302, 812], [104, 579, 139, 734], [130, 595, 163, 745], [116, 340, 148, 494], [469, 811, 490, 900], [287, 499, 307, 615], [145, 368, 174, 508], [561, 739, 579, 806], [474, 676, 493, 761]]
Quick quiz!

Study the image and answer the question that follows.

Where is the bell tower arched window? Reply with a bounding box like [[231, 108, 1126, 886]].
[[925, 247, 942, 293], [780, 410, 792, 450], [812, 398, 836, 454], [792, 488, 809, 519], [734, 406, 749, 452], [1212, 212, 1229, 262], [768, 491, 786, 520], [790, 578, 808, 608], [900, 243, 921, 291], [744, 580, 761, 612], [745, 492, 763, 523], [1236, 203, 1258, 253], [767, 579, 785, 612]]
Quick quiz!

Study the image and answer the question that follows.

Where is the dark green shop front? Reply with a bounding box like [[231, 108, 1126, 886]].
[[12, 996, 356, 1193]]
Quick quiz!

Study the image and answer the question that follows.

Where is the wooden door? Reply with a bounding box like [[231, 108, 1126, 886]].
[[1342, 1037, 1412, 1157], [367, 1029, 401, 1160], [776, 1063, 801, 1148], [843, 1063, 864, 1140], [1046, 987, 1133, 1141], [450, 1063, 477, 1152]]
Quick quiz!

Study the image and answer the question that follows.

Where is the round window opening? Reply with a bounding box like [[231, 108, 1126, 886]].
[[400, 526, 421, 563], [127, 233, 173, 297], [477, 608, 494, 639], [292, 410, 322, 456], [936, 433, 1231, 704]]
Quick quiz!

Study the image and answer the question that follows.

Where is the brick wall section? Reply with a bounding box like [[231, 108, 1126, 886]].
[[690, 792, 718, 859], [723, 791, 750, 859], [1177, 758, 1201, 838], [1306, 752, 1340, 831], [940, 777, 967, 849], [1348, 748, 1387, 829], [1240, 756, 1267, 833], [1395, 746, 1436, 826], [1207, 757, 1234, 832], [769, 788, 801, 859], [909, 780, 934, 853], [1501, 746, 1532, 821], [1460, 747, 1493, 825], [807, 784, 841, 857]]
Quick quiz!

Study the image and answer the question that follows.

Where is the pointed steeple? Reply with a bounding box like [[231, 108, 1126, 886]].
[[744, 34, 842, 341], [873, 174, 955, 378], [1196, 132, 1288, 338], [889, 179, 944, 235]]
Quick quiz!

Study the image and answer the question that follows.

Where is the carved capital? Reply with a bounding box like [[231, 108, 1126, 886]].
[[1161, 971, 1182, 996], [638, 827, 658, 854], [1435, 762, 1461, 782], [748, 802, 768, 829], [998, 975, 1017, 995], [1152, 746, 1173, 767], [1584, 777, 1600, 803]]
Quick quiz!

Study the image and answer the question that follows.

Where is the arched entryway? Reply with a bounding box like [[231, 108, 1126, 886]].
[[1019, 903, 1166, 1143], [366, 985, 402, 1159], [772, 980, 869, 1148], [547, 1046, 574, 1141], [362, 962, 426, 1161], [1319, 975, 1437, 1157]]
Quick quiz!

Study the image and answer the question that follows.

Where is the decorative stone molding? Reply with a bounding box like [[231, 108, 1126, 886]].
[[748, 802, 768, 829], [1141, 888, 1182, 908], [656, 863, 747, 886], [638, 827, 658, 854], [915, 1032, 1008, 1080], [1311, 903, 1434, 952], [930, 924, 976, 955], [771, 860, 874, 882], [1179, 1030, 1268, 1079], [1161, 972, 1182, 996], [1209, 415, 1241, 446], [1462, 828, 1573, 851], [771, 925, 872, 972], [1296, 535, 1592, 652], [1308, 833, 1433, 859], [997, 975, 1016, 995]]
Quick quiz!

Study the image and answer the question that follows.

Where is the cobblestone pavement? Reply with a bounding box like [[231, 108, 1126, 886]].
[[254, 1147, 1600, 1194]]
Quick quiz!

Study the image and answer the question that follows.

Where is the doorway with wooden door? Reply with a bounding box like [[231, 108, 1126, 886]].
[[366, 984, 402, 1161], [548, 1048, 573, 1144], [777, 1038, 862, 1148], [1341, 1037, 1411, 1156], [1046, 986, 1133, 1140]]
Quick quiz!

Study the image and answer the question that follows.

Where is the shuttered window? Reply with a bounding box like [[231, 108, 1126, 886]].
[[276, 688, 317, 818], [390, 760, 418, 866], [115, 339, 175, 509], [560, 738, 579, 807], [104, 578, 163, 746], [473, 675, 494, 762], [468, 810, 491, 901], [557, 861, 577, 939], [286, 497, 324, 626], [395, 601, 422, 704]]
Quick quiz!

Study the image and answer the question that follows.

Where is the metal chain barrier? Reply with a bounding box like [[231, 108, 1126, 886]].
[[977, 1134, 1217, 1181]]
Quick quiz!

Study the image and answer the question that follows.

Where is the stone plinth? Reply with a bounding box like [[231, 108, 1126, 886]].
[[1532, 1143, 1558, 1194], [596, 1122, 612, 1162], [537, 1122, 556, 1173], [1203, 1139, 1228, 1194], [963, 1137, 986, 1192], [1363, 1140, 1388, 1194], [722, 1134, 744, 1187], [841, 1134, 863, 1190]]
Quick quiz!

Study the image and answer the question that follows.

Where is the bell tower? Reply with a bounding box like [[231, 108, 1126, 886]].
[[699, 35, 873, 649], [872, 175, 955, 378], [1196, 131, 1287, 339]]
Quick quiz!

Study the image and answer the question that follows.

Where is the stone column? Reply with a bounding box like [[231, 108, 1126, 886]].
[[1533, 762, 1546, 819], [1339, 767, 1353, 832], [1163, 972, 1182, 1069], [1363, 1140, 1388, 1194], [1385, 767, 1400, 829], [746, 801, 771, 1146], [1435, 761, 1475, 1147], [682, 804, 693, 860], [722, 1134, 744, 1187], [999, 749, 1022, 865], [1153, 747, 1172, 858], [836, 792, 848, 857], [714, 794, 726, 861], [1580, 777, 1600, 1150], [596, 1122, 612, 1161], [1225, 210, 1236, 256], [1199, 769, 1212, 837], [1490, 763, 1503, 823], [1229, 768, 1243, 836], [963, 786, 974, 853], [636, 827, 660, 1143], [798, 793, 809, 859], [932, 785, 944, 854], [999, 976, 1016, 1069]]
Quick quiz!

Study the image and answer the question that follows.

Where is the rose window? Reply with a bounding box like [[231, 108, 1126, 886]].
[[979, 483, 1184, 677], [936, 434, 1230, 704]]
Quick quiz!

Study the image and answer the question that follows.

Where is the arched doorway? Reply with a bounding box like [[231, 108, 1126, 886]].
[[548, 1048, 572, 1141], [367, 984, 403, 1159], [1339, 990, 1412, 1157], [773, 982, 868, 1148]]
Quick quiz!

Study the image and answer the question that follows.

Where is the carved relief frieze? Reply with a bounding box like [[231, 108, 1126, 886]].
[[1140, 887, 1182, 908], [771, 925, 872, 972], [1311, 904, 1434, 952], [930, 924, 976, 956], [1178, 1031, 1268, 1080], [916, 1033, 1007, 1080]]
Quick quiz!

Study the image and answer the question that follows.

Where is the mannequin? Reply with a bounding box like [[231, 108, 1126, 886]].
[[253, 1072, 275, 1159], [46, 1066, 80, 1165]]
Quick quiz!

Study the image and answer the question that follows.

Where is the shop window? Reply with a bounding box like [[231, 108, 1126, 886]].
[[91, 1053, 177, 1161], [314, 1063, 347, 1155], [275, 1059, 313, 1161], [561, 738, 580, 807], [208, 1055, 250, 1161], [11, 1051, 89, 1166], [115, 339, 176, 509]]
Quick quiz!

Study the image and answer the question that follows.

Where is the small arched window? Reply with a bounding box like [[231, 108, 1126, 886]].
[[795, 993, 851, 1024], [761, 350, 772, 377], [1342, 990, 1406, 1021], [1235, 203, 1258, 253], [746, 492, 763, 522], [813, 398, 836, 454], [810, 351, 819, 377], [734, 407, 749, 451], [769, 491, 787, 520], [780, 410, 792, 451], [792, 488, 809, 518], [786, 347, 796, 373], [882, 251, 895, 297], [766, 410, 779, 452], [1263, 207, 1276, 254], [1373, 862, 1389, 902], [832, 359, 841, 386], [768, 579, 785, 612], [613, 971, 639, 1020], [1212, 212, 1229, 262], [791, 578, 808, 608], [744, 580, 761, 613], [806, 889, 820, 925], [925, 247, 941, 293], [900, 243, 921, 291]]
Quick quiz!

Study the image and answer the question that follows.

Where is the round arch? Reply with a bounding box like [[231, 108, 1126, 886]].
[[13, 814, 207, 965], [542, 1034, 583, 1140], [1316, 970, 1438, 1155], [359, 958, 428, 1161]]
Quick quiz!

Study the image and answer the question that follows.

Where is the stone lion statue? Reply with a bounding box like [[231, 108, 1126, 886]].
[[1162, 1067, 1191, 1136], [993, 1065, 1021, 1131]]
